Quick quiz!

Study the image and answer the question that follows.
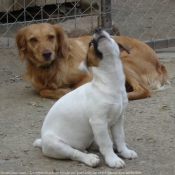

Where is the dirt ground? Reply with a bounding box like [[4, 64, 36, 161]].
[[0, 46, 175, 175]]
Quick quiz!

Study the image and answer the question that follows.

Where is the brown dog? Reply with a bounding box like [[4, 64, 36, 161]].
[[16, 23, 168, 100]]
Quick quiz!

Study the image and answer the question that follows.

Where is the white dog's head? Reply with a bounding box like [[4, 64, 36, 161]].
[[78, 28, 129, 74], [92, 28, 120, 59]]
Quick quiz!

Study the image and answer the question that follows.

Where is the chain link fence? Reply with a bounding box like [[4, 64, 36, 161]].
[[111, 0, 175, 49], [0, 0, 101, 49], [0, 0, 175, 50]]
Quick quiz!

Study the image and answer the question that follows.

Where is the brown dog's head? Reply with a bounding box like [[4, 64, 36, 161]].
[[16, 23, 68, 68]]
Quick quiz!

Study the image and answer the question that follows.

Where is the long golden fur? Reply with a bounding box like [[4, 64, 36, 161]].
[[16, 23, 168, 100]]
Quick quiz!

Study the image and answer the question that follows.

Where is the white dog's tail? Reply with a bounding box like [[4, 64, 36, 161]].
[[33, 139, 42, 148]]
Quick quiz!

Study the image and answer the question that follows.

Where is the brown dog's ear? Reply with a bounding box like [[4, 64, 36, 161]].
[[118, 43, 131, 54], [53, 25, 69, 58], [16, 28, 27, 60]]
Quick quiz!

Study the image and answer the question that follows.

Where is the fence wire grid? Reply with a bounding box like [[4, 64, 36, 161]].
[[111, 0, 175, 49], [0, 0, 175, 50], [0, 0, 100, 49]]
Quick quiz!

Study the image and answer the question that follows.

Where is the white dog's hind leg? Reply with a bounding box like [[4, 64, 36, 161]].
[[111, 114, 138, 159], [41, 134, 100, 167], [90, 121, 125, 168]]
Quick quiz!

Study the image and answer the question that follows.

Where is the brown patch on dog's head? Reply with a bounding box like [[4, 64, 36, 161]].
[[86, 40, 102, 67], [78, 39, 102, 74], [15, 23, 69, 68]]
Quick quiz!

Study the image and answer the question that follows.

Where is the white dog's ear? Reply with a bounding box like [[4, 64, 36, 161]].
[[118, 43, 131, 54], [78, 60, 90, 74]]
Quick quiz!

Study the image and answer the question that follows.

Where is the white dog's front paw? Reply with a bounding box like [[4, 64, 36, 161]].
[[119, 148, 138, 159], [105, 155, 125, 168], [83, 153, 100, 167]]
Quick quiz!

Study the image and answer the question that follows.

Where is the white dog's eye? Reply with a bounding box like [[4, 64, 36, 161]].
[[89, 41, 93, 47]]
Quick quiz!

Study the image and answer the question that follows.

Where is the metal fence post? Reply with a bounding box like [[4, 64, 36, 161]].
[[101, 0, 112, 34]]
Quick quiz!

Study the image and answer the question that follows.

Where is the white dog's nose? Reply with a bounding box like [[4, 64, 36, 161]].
[[94, 28, 102, 34]]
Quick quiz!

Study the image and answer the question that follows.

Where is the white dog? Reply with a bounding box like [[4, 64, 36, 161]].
[[33, 29, 138, 168]]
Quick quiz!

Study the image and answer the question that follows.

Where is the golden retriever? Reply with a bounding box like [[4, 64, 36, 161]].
[[16, 23, 168, 100]]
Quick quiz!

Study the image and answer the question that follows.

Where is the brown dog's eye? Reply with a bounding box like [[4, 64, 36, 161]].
[[30, 38, 37, 43], [48, 35, 54, 40]]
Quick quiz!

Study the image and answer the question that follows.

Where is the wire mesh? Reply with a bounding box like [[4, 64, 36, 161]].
[[111, 0, 175, 49], [0, 0, 175, 51], [0, 0, 100, 49]]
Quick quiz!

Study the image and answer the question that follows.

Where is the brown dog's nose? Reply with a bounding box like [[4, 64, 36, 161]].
[[94, 28, 102, 34], [42, 50, 52, 60]]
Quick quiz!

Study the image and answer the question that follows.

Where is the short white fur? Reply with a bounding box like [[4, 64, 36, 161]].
[[33, 30, 137, 168]]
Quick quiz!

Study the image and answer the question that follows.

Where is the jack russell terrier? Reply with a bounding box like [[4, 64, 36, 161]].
[[33, 29, 138, 168]]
